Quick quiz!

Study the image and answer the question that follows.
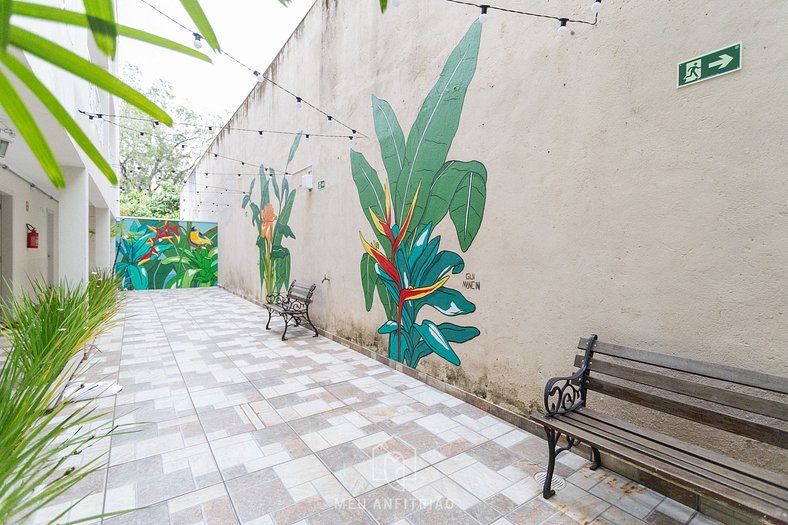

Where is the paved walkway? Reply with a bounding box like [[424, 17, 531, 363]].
[[33, 288, 719, 525]]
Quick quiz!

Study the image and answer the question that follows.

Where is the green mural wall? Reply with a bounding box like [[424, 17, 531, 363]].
[[352, 21, 486, 368], [241, 133, 302, 301], [115, 218, 219, 290]]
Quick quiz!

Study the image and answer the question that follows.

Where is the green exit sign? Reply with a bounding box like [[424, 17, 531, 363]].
[[318, 180, 325, 190], [678, 43, 741, 88]]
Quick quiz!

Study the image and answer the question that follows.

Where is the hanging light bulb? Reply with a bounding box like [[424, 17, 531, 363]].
[[296, 97, 303, 109], [558, 18, 569, 36], [478, 5, 489, 24], [193, 33, 202, 49], [253, 71, 263, 83], [591, 0, 602, 13]]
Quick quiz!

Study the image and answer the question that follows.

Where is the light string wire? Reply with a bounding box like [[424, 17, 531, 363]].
[[103, 116, 305, 211], [97, 116, 295, 174], [78, 110, 359, 140], [444, 0, 599, 26], [136, 0, 367, 138]]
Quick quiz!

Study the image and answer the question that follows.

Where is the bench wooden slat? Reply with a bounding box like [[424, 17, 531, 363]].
[[586, 377, 788, 448], [578, 338, 788, 394], [573, 354, 788, 421], [533, 412, 788, 522], [574, 409, 788, 493], [564, 410, 788, 505]]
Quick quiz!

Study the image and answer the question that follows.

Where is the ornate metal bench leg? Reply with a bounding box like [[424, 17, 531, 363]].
[[281, 315, 289, 341], [590, 447, 601, 470], [306, 310, 318, 337], [265, 309, 272, 330], [543, 427, 558, 499]]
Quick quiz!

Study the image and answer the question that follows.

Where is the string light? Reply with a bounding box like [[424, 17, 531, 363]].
[[591, 0, 602, 14], [192, 33, 202, 49], [295, 97, 303, 109], [253, 71, 263, 83], [558, 18, 569, 36], [444, 0, 598, 33], [79, 110, 358, 140], [478, 5, 489, 24]]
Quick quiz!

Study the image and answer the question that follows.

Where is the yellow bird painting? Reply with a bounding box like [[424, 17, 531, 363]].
[[188, 226, 212, 248]]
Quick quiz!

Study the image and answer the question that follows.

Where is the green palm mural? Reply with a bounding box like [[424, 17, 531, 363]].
[[353, 21, 486, 368], [115, 218, 218, 289]]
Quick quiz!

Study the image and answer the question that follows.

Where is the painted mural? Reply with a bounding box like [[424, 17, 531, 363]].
[[241, 133, 302, 301], [352, 21, 486, 368], [115, 218, 218, 289]]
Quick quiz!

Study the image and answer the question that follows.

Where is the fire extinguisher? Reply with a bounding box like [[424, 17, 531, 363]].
[[26, 223, 39, 249]]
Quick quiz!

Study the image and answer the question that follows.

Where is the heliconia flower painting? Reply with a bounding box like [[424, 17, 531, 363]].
[[242, 132, 302, 301], [352, 21, 486, 368]]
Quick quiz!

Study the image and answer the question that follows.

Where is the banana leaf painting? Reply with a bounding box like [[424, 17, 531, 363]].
[[353, 21, 486, 369], [241, 133, 302, 301], [115, 218, 218, 289]]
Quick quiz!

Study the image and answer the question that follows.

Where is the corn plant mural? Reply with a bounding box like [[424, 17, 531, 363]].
[[353, 21, 486, 368], [242, 133, 302, 301], [115, 218, 218, 289]]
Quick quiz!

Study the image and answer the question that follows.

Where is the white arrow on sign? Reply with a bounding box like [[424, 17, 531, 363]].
[[709, 54, 733, 69]]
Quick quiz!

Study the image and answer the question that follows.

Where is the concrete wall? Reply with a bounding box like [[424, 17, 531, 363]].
[[187, 1, 788, 468]]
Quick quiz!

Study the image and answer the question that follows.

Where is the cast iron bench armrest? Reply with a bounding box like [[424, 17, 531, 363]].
[[543, 334, 597, 417], [265, 292, 288, 306]]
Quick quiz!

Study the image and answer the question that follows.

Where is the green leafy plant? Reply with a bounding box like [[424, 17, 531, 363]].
[[241, 133, 302, 301], [353, 21, 486, 368], [0, 270, 130, 524], [0, 0, 219, 188]]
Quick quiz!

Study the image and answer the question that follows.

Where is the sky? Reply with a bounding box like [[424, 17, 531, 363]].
[[117, 0, 316, 118]]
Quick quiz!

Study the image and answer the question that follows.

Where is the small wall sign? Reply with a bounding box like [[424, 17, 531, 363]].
[[317, 180, 326, 190], [678, 43, 741, 88]]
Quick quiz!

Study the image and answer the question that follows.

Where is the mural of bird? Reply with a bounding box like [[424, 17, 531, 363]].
[[189, 226, 213, 248]]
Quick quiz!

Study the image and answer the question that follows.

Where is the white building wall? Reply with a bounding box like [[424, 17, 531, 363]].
[[0, 0, 120, 294], [0, 168, 58, 300]]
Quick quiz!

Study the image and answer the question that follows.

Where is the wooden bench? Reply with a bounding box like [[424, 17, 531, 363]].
[[264, 281, 318, 341], [531, 335, 788, 524]]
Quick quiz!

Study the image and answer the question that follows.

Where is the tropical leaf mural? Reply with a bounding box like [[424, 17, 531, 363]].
[[241, 133, 302, 301], [353, 21, 486, 369], [114, 218, 218, 289]]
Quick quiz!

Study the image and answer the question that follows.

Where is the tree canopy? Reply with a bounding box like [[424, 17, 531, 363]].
[[119, 66, 223, 218]]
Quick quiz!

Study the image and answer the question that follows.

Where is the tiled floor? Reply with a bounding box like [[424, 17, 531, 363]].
[[30, 288, 722, 525]]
